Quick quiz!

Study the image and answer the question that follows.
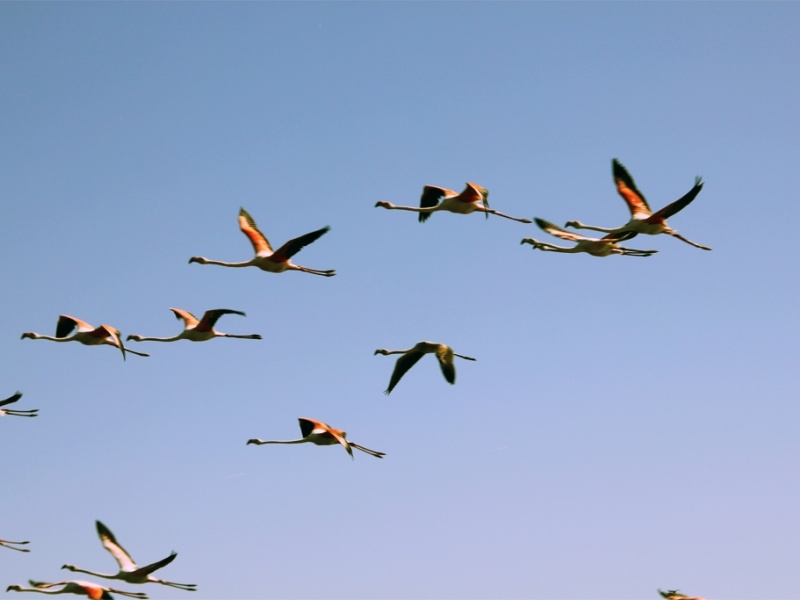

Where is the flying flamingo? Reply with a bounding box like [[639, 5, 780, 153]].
[[61, 521, 196, 592], [374, 341, 477, 394], [0, 538, 30, 552], [375, 182, 532, 223], [247, 417, 385, 460], [658, 589, 706, 600], [6, 580, 148, 599], [126, 308, 261, 343], [565, 159, 711, 250], [189, 208, 335, 276], [521, 218, 658, 257], [0, 392, 38, 418], [21, 316, 148, 361]]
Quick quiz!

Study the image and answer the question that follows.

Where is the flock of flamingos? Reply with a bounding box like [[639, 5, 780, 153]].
[[4, 159, 710, 600]]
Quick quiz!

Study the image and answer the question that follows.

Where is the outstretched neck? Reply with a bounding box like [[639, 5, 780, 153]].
[[190, 257, 255, 268]]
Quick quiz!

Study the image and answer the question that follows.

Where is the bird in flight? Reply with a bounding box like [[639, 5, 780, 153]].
[[376, 182, 531, 223], [658, 589, 706, 600], [21, 316, 148, 361], [521, 218, 658, 257], [127, 308, 261, 343], [0, 392, 38, 418], [374, 341, 476, 394], [247, 417, 385, 459], [565, 159, 711, 250], [6, 579, 148, 599], [189, 208, 335, 276], [61, 520, 196, 591]]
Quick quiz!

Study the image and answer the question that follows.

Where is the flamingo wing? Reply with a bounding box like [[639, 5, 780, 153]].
[[56, 315, 92, 338], [131, 551, 177, 577], [612, 159, 652, 218], [435, 346, 457, 384], [197, 309, 246, 332], [96, 521, 139, 572], [271, 226, 331, 261], [298, 417, 323, 439], [169, 308, 200, 330], [464, 182, 491, 217], [238, 208, 274, 255], [385, 350, 426, 394], [650, 177, 704, 221], [320, 422, 354, 459], [0, 392, 22, 408], [418, 185, 455, 223], [97, 325, 126, 361]]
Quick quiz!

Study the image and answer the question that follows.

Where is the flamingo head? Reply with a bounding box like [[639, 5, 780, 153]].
[[188, 256, 207, 264]]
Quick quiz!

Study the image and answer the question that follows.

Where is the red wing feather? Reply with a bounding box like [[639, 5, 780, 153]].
[[238, 208, 273, 255], [612, 159, 652, 217]]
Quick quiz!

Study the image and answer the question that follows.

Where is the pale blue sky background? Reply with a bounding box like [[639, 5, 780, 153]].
[[2, 3, 799, 600]]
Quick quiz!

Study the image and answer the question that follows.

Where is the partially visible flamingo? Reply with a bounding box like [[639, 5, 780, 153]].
[[374, 341, 477, 394], [189, 208, 335, 276], [7, 580, 147, 599], [61, 521, 196, 592], [565, 159, 711, 250], [247, 417, 385, 460], [21, 316, 148, 361], [0, 392, 38, 418], [126, 308, 261, 343], [0, 538, 30, 552], [375, 182, 532, 223], [521, 218, 658, 257], [658, 589, 706, 600]]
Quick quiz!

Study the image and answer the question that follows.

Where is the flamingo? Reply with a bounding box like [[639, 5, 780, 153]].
[[126, 308, 261, 343], [565, 159, 711, 250], [658, 589, 706, 600], [375, 182, 532, 223], [61, 521, 196, 592], [374, 341, 476, 394], [188, 208, 335, 276], [521, 218, 658, 257], [0, 392, 38, 418], [20, 316, 148, 361], [0, 538, 30, 552], [6, 580, 148, 599], [247, 417, 385, 459]]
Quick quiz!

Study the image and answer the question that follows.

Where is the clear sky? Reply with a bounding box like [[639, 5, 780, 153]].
[[2, 3, 799, 600]]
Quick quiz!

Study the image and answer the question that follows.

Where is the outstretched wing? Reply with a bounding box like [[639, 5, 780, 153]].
[[169, 308, 199, 330], [0, 391, 22, 408], [131, 551, 177, 577], [650, 177, 704, 221], [56, 315, 89, 338], [272, 226, 331, 261], [419, 185, 454, 223], [613, 159, 652, 218], [197, 309, 246, 331], [238, 208, 274, 255], [385, 351, 426, 394], [96, 520, 138, 572]]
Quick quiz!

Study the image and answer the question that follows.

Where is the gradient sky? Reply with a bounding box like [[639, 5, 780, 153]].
[[2, 3, 799, 600]]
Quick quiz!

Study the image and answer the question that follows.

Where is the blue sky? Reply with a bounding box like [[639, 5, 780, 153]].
[[2, 3, 799, 600]]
